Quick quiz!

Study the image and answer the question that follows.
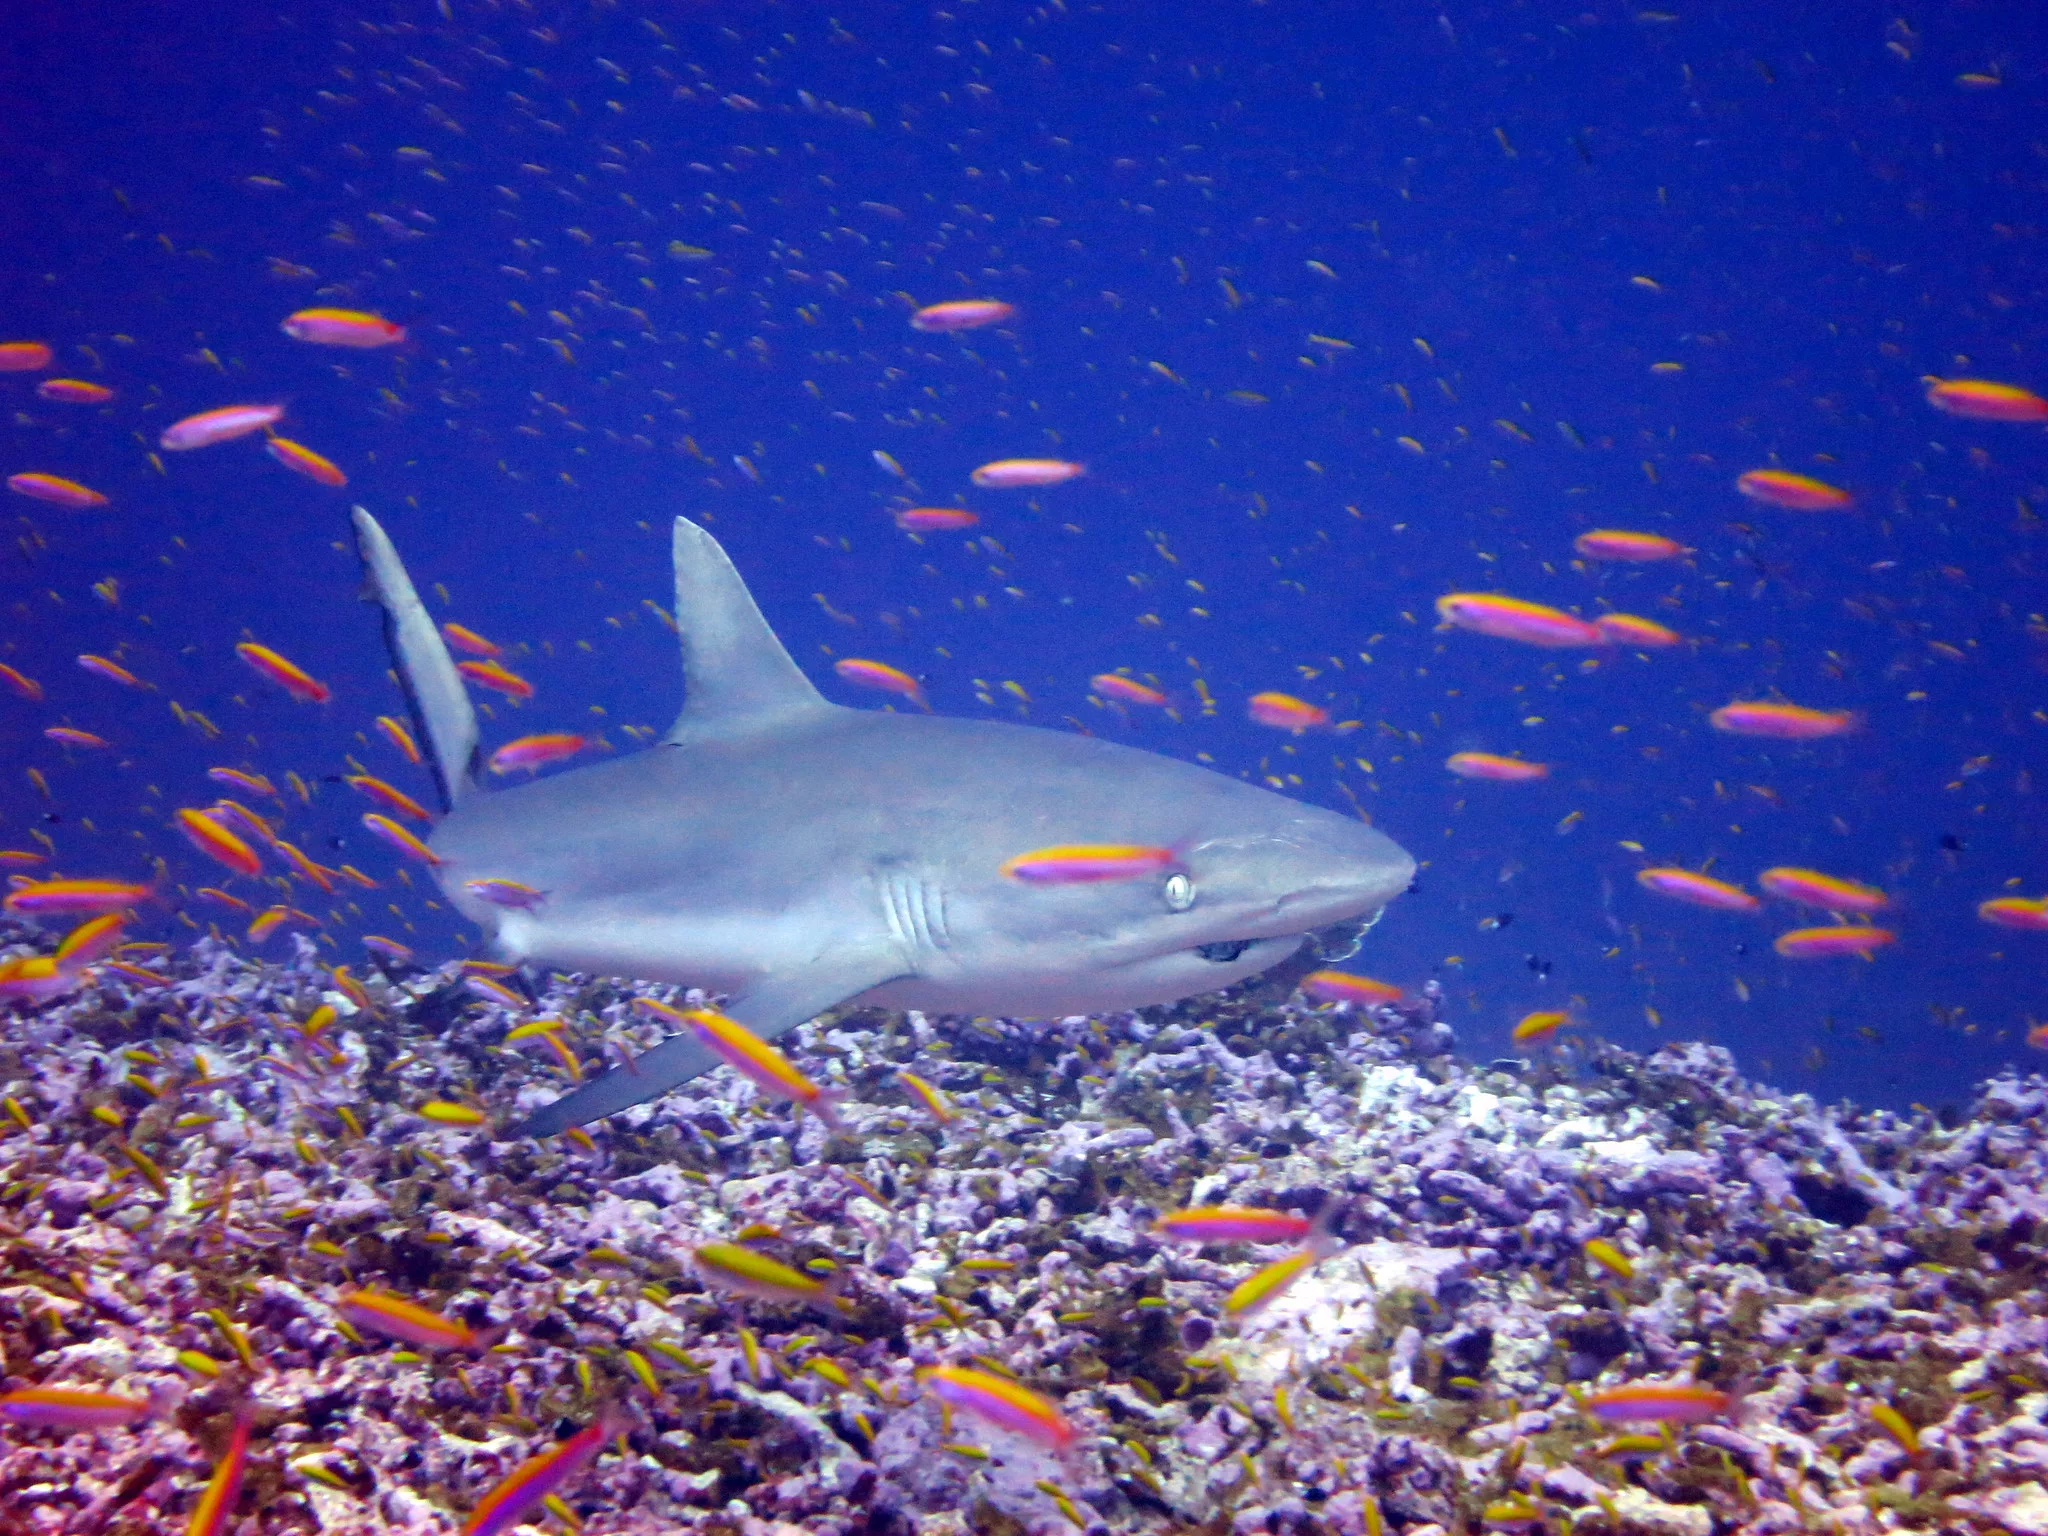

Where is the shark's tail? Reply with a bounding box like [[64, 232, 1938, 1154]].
[[351, 506, 481, 814]]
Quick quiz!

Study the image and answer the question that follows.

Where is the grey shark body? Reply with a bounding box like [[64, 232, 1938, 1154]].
[[352, 507, 1414, 1137]]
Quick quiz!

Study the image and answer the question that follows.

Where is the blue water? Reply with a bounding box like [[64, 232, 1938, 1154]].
[[3, 1, 2042, 1108]]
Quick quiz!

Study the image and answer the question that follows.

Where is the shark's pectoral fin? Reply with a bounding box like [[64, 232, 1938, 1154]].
[[508, 951, 909, 1139]]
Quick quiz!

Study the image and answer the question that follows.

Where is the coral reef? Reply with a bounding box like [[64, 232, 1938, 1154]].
[[0, 922, 2043, 1536]]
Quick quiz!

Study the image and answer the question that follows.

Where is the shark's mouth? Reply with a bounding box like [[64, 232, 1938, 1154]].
[[1195, 940, 1255, 963]]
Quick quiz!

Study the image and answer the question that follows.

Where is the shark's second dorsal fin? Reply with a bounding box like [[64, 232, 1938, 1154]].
[[665, 516, 833, 745], [352, 506, 481, 813]]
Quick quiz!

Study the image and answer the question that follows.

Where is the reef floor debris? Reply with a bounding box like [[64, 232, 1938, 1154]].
[[0, 924, 2043, 1536]]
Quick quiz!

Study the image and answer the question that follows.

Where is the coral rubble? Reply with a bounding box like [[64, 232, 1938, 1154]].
[[0, 927, 2043, 1536]]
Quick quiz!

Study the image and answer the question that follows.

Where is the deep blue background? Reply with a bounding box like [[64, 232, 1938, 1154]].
[[3, 0, 2044, 1107]]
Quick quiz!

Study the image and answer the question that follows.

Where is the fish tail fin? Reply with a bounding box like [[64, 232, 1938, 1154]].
[[810, 1087, 848, 1134], [1303, 1197, 1348, 1261], [351, 506, 480, 814]]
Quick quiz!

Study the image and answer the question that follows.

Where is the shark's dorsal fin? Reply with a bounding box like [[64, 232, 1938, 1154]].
[[352, 506, 480, 813], [665, 516, 833, 745]]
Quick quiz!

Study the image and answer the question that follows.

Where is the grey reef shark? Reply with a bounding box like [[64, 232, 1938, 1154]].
[[351, 506, 1415, 1138]]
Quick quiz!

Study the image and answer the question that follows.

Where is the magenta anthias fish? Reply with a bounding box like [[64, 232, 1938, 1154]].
[[970, 458, 1084, 489], [1153, 1205, 1315, 1245], [464, 878, 548, 911], [1580, 1381, 1732, 1424], [463, 1415, 617, 1536], [160, 404, 284, 451], [910, 299, 1015, 332], [0, 1385, 152, 1430], [337, 1288, 495, 1351], [919, 1364, 1076, 1450], [1436, 593, 1606, 648], [998, 844, 1181, 883]]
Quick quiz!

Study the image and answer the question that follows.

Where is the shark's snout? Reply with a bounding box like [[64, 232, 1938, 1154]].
[[1226, 820, 1416, 938]]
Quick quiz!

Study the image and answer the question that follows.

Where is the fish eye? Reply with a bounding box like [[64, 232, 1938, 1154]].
[[1162, 872, 1195, 911]]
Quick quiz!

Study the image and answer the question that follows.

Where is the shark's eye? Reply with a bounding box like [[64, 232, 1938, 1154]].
[[1162, 872, 1195, 912]]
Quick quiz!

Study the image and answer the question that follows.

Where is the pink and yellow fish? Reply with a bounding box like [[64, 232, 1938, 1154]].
[[1923, 377, 2048, 422], [160, 404, 283, 451], [1436, 594, 1605, 648], [175, 808, 263, 877], [1978, 896, 2048, 932], [1709, 701, 1857, 739], [638, 1000, 842, 1129], [1299, 969, 1403, 1006], [347, 775, 432, 822], [186, 1407, 254, 1536], [264, 436, 347, 487], [970, 458, 1084, 489], [442, 623, 502, 658], [1773, 926, 1894, 959], [919, 1364, 1075, 1450], [281, 308, 407, 348], [207, 768, 276, 798], [457, 659, 534, 700], [833, 658, 929, 710], [488, 734, 586, 774], [0, 342, 53, 371], [1580, 1381, 1731, 1425], [363, 813, 442, 866], [1573, 530, 1686, 562], [1595, 613, 1681, 648], [464, 878, 547, 911], [895, 506, 980, 532], [1154, 1205, 1315, 1246], [999, 844, 1179, 884], [77, 654, 144, 688], [1757, 867, 1888, 914], [1735, 469, 1852, 510], [36, 378, 114, 404], [3, 879, 151, 917], [464, 1417, 614, 1536], [1091, 674, 1168, 708], [1247, 692, 1332, 731], [910, 300, 1015, 333], [1446, 752, 1548, 782], [376, 716, 422, 764], [8, 472, 107, 508], [237, 643, 329, 703], [0, 1385, 152, 1431], [1635, 868, 1758, 912], [463, 1416, 616, 1536], [336, 1288, 496, 1351]]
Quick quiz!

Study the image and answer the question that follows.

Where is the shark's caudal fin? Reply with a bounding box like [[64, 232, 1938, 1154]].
[[664, 516, 834, 747], [352, 507, 481, 814]]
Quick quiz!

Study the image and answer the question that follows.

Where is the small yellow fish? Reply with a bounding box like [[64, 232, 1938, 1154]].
[[1223, 1245, 1323, 1319], [418, 1101, 487, 1127], [1582, 1237, 1634, 1280], [692, 1242, 840, 1308]]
